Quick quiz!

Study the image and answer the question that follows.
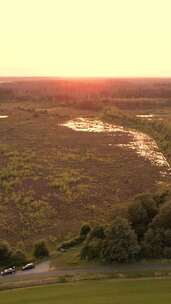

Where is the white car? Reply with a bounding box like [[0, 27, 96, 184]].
[[1, 266, 16, 276], [22, 263, 35, 271]]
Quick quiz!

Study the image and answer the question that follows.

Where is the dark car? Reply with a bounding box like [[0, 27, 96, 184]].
[[1, 266, 16, 276], [22, 263, 35, 271]]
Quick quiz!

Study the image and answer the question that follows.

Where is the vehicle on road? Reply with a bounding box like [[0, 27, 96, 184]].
[[1, 266, 16, 276], [22, 263, 35, 271]]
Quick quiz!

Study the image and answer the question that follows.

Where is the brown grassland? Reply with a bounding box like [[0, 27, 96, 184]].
[[0, 78, 171, 247]]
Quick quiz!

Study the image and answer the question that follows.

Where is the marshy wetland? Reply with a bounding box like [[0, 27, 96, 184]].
[[63, 117, 171, 175], [0, 95, 171, 245]]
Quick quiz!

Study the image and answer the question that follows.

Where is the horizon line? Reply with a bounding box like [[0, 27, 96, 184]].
[[1, 75, 171, 80]]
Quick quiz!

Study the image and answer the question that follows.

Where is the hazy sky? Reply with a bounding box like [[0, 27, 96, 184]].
[[0, 0, 171, 77]]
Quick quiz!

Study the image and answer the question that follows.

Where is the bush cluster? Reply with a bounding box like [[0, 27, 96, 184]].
[[81, 191, 171, 263], [0, 241, 27, 267], [58, 224, 91, 251], [0, 239, 49, 268], [33, 240, 49, 258]]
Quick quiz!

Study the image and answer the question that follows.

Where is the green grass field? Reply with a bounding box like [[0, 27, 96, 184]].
[[1, 278, 171, 304]]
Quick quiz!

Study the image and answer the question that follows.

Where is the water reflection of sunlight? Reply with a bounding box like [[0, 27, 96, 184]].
[[0, 115, 8, 119], [62, 117, 171, 176]]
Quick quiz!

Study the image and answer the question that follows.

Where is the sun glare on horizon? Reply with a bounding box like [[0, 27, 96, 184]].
[[0, 0, 171, 77]]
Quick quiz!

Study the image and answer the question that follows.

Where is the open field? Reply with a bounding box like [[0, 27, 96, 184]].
[[0, 98, 171, 246], [1, 278, 171, 304], [1, 78, 171, 299], [1, 78, 171, 248]]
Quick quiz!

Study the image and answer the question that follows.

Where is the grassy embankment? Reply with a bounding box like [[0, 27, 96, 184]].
[[1, 278, 171, 304]]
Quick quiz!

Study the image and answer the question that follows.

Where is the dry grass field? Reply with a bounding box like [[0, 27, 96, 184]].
[[0, 89, 171, 246]]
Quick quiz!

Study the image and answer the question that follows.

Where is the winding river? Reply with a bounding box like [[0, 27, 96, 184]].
[[62, 117, 171, 176]]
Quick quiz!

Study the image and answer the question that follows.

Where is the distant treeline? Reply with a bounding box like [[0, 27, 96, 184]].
[[1, 78, 171, 109], [0, 88, 14, 101]]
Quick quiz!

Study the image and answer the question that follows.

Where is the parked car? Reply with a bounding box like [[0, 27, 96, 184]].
[[22, 263, 35, 271], [1, 266, 16, 276]]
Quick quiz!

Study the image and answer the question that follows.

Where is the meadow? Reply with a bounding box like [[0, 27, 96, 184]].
[[0, 99, 170, 247], [1, 278, 171, 304], [0, 78, 171, 248]]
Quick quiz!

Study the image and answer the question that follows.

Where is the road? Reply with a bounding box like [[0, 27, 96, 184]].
[[4, 261, 171, 278], [16, 261, 51, 276], [1, 260, 171, 282]]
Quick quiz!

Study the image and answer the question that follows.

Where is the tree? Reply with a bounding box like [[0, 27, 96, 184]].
[[128, 193, 158, 239], [80, 226, 105, 260], [101, 217, 140, 263], [153, 190, 171, 207], [88, 226, 105, 240], [80, 224, 91, 238], [34, 240, 49, 258], [11, 249, 27, 266], [142, 201, 171, 259], [164, 229, 171, 247], [163, 247, 171, 259], [80, 239, 102, 260], [143, 228, 171, 259], [0, 240, 11, 262], [152, 200, 171, 230], [142, 228, 164, 259]]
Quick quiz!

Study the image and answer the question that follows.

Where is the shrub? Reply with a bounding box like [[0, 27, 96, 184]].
[[81, 239, 102, 260], [142, 228, 164, 259], [34, 240, 49, 258], [81, 217, 140, 263], [80, 224, 91, 237], [88, 226, 105, 240], [164, 247, 171, 259], [153, 190, 171, 207], [11, 249, 27, 266], [0, 240, 11, 263], [128, 193, 158, 239], [164, 229, 171, 247], [101, 217, 140, 263], [57, 276, 67, 283], [59, 237, 83, 250], [152, 201, 171, 230], [58, 225, 91, 251]]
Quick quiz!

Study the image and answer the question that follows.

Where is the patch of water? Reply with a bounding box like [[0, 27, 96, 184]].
[[136, 114, 155, 118], [62, 118, 125, 133], [62, 118, 171, 176], [0, 115, 8, 119], [136, 114, 163, 121], [117, 131, 170, 175]]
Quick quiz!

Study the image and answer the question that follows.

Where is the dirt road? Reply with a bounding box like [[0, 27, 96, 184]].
[[1, 260, 171, 281]]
